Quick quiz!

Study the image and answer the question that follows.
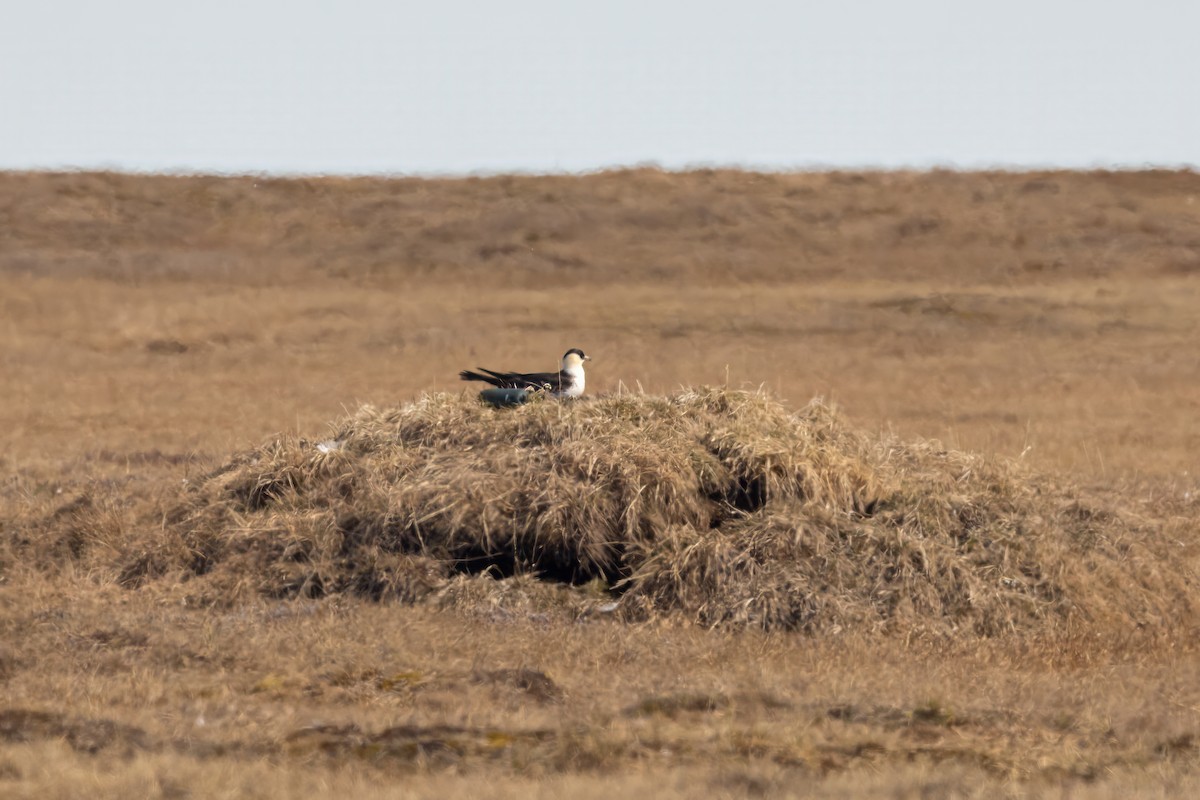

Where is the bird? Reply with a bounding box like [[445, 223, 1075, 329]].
[[460, 348, 591, 398]]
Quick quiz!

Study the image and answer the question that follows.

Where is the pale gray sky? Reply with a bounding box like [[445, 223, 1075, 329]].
[[2, 1, 1197, 175]]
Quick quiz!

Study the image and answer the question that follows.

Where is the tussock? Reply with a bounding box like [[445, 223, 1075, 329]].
[[120, 388, 1197, 636]]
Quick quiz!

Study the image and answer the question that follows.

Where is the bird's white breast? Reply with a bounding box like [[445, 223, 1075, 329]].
[[559, 364, 586, 397]]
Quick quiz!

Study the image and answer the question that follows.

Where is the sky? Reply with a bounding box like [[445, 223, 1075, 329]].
[[2, 1, 1197, 175]]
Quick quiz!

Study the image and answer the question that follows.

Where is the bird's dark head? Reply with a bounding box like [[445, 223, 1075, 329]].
[[561, 348, 591, 368]]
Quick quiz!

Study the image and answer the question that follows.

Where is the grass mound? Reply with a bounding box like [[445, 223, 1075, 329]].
[[121, 388, 1196, 635]]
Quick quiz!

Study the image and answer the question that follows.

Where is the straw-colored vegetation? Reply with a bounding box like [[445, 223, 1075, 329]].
[[106, 388, 1195, 641], [3, 168, 1200, 798]]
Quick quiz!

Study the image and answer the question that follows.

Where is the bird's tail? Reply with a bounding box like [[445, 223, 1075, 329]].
[[459, 369, 503, 387]]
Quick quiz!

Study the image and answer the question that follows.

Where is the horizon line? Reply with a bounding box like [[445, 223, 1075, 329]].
[[2, 159, 1198, 181]]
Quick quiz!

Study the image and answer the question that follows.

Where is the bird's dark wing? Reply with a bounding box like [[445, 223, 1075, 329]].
[[462, 366, 574, 392], [459, 369, 506, 387], [468, 369, 561, 391], [491, 369, 566, 391]]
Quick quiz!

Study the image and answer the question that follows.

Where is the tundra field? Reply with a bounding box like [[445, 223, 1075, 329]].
[[2, 168, 1200, 798]]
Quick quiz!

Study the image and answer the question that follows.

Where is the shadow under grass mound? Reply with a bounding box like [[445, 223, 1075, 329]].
[[120, 388, 1196, 636]]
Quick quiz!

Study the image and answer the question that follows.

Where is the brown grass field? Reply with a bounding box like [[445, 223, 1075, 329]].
[[2, 168, 1200, 797]]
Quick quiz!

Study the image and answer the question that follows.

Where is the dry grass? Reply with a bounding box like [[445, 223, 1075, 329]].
[[3, 168, 1200, 797], [96, 388, 1197, 641]]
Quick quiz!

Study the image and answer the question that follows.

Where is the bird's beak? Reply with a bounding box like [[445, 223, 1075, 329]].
[[584, 355, 592, 361]]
